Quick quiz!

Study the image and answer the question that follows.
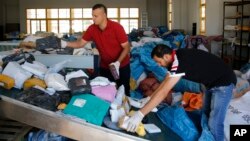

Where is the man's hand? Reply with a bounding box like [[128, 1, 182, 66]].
[[109, 61, 120, 80], [126, 111, 144, 132], [61, 40, 67, 48]]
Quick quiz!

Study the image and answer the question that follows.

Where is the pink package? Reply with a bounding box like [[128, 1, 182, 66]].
[[91, 84, 117, 102]]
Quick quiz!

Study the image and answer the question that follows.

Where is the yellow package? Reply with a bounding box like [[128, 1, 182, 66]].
[[23, 77, 46, 90], [0, 74, 15, 89]]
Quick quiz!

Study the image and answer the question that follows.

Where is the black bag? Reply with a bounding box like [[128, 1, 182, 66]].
[[68, 76, 91, 95], [16, 87, 60, 111], [36, 36, 61, 50], [2, 51, 35, 68]]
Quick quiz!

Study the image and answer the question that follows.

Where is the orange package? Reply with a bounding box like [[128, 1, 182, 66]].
[[182, 92, 203, 111]]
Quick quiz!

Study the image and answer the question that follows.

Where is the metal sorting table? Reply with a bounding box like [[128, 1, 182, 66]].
[[0, 48, 100, 70], [0, 41, 21, 51], [0, 50, 181, 141]]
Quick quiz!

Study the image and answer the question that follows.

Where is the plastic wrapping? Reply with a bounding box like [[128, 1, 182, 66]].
[[68, 76, 91, 95], [157, 103, 199, 141], [63, 94, 110, 126], [45, 73, 69, 91], [16, 87, 60, 111], [22, 61, 48, 79], [2, 62, 32, 89]]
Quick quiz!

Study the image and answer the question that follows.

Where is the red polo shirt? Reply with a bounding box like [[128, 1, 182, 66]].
[[82, 19, 130, 69]]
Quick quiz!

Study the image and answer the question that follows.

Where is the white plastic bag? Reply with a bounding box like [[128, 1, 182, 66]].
[[90, 76, 111, 86], [21, 61, 48, 79], [45, 73, 69, 91], [65, 70, 89, 82], [47, 60, 71, 73], [2, 62, 32, 89]]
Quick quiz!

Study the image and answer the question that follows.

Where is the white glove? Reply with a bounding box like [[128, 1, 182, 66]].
[[61, 40, 67, 48], [126, 111, 144, 132], [109, 61, 120, 79]]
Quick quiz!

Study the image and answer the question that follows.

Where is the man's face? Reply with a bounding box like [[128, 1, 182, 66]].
[[92, 8, 106, 25], [153, 54, 172, 67]]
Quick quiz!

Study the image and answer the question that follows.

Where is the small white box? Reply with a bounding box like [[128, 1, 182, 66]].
[[144, 124, 161, 133]]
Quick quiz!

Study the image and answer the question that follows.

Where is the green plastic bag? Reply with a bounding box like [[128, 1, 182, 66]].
[[63, 94, 110, 126]]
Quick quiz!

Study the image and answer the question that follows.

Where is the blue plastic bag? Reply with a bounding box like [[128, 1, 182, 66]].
[[28, 130, 67, 141], [156, 103, 199, 141], [198, 113, 215, 141]]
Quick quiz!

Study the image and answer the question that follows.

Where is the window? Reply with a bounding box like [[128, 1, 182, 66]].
[[167, 0, 172, 30], [108, 8, 139, 33], [26, 8, 139, 34], [26, 9, 47, 34], [200, 0, 206, 35]]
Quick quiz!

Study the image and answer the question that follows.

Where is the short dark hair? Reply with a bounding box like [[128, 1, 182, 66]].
[[92, 4, 107, 14], [151, 44, 173, 58]]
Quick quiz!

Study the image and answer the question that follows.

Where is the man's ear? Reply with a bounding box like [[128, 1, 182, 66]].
[[163, 54, 170, 62]]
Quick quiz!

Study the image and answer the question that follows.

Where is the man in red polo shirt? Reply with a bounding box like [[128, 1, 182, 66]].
[[64, 3, 131, 95]]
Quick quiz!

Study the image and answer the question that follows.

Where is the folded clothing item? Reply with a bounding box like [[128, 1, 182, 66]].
[[68, 76, 91, 95]]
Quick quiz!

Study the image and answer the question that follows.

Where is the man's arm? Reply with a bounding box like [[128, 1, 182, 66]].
[[66, 38, 88, 49], [116, 41, 131, 63], [126, 74, 182, 132]]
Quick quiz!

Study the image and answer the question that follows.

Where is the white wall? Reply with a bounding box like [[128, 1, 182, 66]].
[[172, 0, 245, 36], [186, 1, 199, 35], [172, 0, 201, 35], [147, 0, 167, 27], [206, 0, 223, 36], [172, 0, 189, 31], [19, 0, 147, 33]]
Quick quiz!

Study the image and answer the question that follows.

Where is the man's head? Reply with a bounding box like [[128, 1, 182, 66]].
[[151, 44, 173, 67], [92, 4, 107, 26]]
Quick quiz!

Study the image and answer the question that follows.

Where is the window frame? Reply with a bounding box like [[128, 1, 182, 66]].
[[200, 0, 206, 35], [26, 7, 139, 34], [167, 0, 172, 30]]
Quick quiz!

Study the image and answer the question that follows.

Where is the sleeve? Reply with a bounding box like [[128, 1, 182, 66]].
[[82, 26, 93, 41]]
